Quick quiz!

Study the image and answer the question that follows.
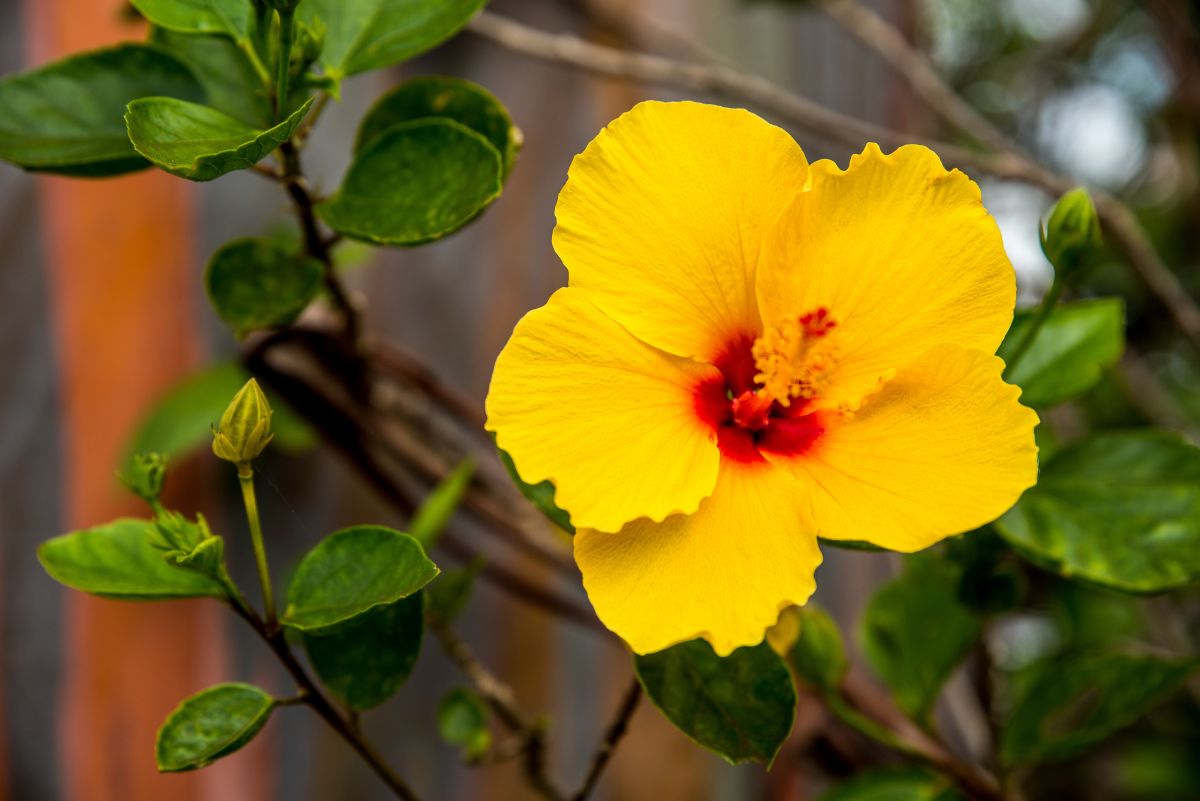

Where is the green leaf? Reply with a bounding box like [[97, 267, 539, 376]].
[[205, 238, 324, 336], [150, 27, 272, 128], [0, 43, 204, 176], [39, 518, 226, 600], [438, 688, 492, 760], [126, 96, 312, 182], [283, 526, 439, 632], [788, 606, 848, 692], [132, 0, 250, 39], [817, 769, 964, 801], [859, 555, 981, 721], [304, 594, 424, 710], [409, 460, 474, 550], [1001, 654, 1198, 766], [316, 119, 502, 246], [498, 446, 573, 533], [124, 362, 315, 467], [996, 430, 1200, 593], [156, 683, 275, 772], [425, 558, 485, 625], [301, 0, 486, 79], [357, 76, 521, 176], [998, 299, 1124, 407], [634, 639, 796, 765]]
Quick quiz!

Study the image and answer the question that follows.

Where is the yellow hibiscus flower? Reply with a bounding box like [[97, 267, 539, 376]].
[[486, 101, 1039, 656]]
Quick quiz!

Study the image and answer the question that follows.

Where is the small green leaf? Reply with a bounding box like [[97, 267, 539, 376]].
[[816, 769, 964, 801], [126, 96, 312, 182], [38, 518, 226, 600], [498, 447, 573, 533], [409, 460, 474, 549], [425, 558, 485, 625], [357, 76, 521, 175], [788, 606, 848, 692], [998, 299, 1124, 407], [124, 362, 315, 467], [283, 526, 439, 632], [859, 555, 981, 721], [0, 44, 204, 176], [996, 430, 1200, 593], [301, 0, 486, 79], [438, 688, 492, 760], [316, 119, 502, 247], [205, 238, 324, 336], [132, 0, 250, 39], [635, 639, 796, 765], [156, 683, 275, 772], [1001, 654, 1198, 766], [304, 594, 424, 710], [150, 27, 272, 128]]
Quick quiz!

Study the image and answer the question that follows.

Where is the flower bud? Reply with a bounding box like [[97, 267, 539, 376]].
[[212, 378, 274, 470], [120, 452, 167, 504], [1040, 187, 1100, 275]]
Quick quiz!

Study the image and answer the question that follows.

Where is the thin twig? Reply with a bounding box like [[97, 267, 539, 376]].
[[465, 10, 1200, 356], [428, 618, 569, 801], [225, 594, 425, 801], [571, 677, 642, 801]]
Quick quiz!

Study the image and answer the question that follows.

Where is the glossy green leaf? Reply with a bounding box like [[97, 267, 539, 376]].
[[283, 526, 439, 632], [132, 0, 250, 39], [998, 299, 1124, 407], [635, 639, 796, 765], [150, 27, 271, 128], [498, 447, 573, 533], [301, 0, 486, 79], [817, 769, 964, 801], [357, 76, 521, 175], [126, 96, 312, 182], [1001, 654, 1198, 766], [996, 430, 1200, 593], [788, 606, 848, 692], [38, 518, 226, 600], [859, 555, 981, 721], [409, 460, 474, 550], [317, 119, 502, 246], [425, 558, 485, 625], [304, 594, 424, 710], [124, 362, 315, 467], [0, 44, 204, 176], [156, 683, 275, 772], [205, 238, 324, 336], [438, 688, 492, 760]]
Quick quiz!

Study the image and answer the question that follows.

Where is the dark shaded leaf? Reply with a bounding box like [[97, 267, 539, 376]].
[[205, 237, 324, 336]]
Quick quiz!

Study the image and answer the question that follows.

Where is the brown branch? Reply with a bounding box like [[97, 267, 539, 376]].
[[571, 677, 642, 801], [464, 10, 1200, 356], [226, 595, 425, 801], [428, 618, 569, 801]]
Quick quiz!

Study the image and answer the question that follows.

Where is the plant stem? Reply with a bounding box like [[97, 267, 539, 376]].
[[274, 8, 296, 121], [225, 594, 426, 801], [571, 677, 642, 801], [238, 468, 276, 626], [1003, 275, 1064, 379]]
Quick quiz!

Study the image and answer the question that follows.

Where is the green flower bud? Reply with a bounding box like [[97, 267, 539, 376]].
[[1040, 187, 1100, 275], [152, 510, 213, 553], [212, 379, 274, 470], [120, 452, 167, 504]]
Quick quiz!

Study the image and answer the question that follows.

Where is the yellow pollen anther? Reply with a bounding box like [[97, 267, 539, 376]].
[[751, 308, 838, 405]]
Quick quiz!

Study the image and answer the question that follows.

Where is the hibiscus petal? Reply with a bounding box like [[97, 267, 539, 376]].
[[575, 461, 823, 656], [772, 344, 1039, 552], [486, 288, 721, 533], [756, 143, 1015, 408], [554, 100, 810, 362]]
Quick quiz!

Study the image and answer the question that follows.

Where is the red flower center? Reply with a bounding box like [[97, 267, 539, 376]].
[[694, 329, 827, 465]]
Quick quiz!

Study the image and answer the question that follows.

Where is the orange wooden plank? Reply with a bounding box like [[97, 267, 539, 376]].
[[22, 3, 261, 801]]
